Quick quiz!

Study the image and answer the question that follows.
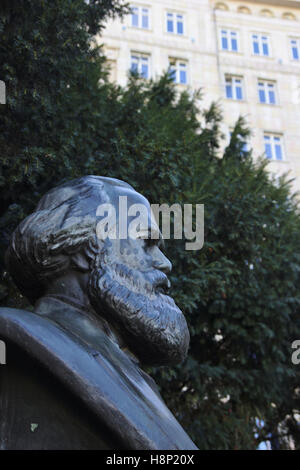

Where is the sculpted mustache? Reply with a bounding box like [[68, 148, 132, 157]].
[[98, 262, 172, 298]]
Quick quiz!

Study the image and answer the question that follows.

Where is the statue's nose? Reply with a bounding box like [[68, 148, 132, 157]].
[[152, 247, 172, 274]]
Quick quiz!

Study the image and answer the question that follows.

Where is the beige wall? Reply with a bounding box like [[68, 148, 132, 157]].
[[99, 0, 300, 195]]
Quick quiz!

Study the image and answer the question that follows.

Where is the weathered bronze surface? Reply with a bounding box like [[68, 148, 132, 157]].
[[0, 176, 197, 450]]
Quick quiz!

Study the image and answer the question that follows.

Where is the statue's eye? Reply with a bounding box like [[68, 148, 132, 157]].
[[137, 230, 164, 250], [144, 238, 156, 249], [144, 237, 165, 251]]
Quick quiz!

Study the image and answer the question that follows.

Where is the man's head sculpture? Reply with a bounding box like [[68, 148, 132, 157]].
[[6, 176, 190, 367]]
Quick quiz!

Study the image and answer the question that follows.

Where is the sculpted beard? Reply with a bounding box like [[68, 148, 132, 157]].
[[88, 255, 190, 366]]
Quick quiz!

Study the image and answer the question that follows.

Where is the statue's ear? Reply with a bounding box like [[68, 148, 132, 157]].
[[70, 251, 90, 272]]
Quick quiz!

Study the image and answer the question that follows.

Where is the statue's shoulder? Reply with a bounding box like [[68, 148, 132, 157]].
[[0, 307, 118, 450], [0, 306, 68, 349], [0, 306, 95, 369], [0, 306, 48, 344], [0, 306, 36, 318], [0, 306, 42, 324], [0, 306, 95, 381]]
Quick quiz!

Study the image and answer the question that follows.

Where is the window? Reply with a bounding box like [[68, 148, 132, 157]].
[[264, 134, 284, 160], [130, 54, 150, 78], [220, 29, 239, 52], [225, 76, 244, 100], [169, 60, 188, 84], [229, 131, 249, 152], [166, 12, 184, 35], [252, 34, 270, 56], [291, 39, 300, 60], [131, 5, 149, 29], [258, 81, 277, 104]]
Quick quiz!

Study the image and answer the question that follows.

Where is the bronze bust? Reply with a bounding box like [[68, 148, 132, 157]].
[[0, 176, 197, 450]]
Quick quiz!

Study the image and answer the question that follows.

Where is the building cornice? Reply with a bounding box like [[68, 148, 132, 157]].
[[228, 0, 300, 9]]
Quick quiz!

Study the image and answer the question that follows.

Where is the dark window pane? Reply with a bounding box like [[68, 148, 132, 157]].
[[253, 41, 259, 54], [259, 89, 266, 103], [292, 46, 299, 59], [180, 69, 187, 83], [269, 90, 275, 104], [167, 18, 173, 32], [262, 43, 269, 56], [142, 15, 148, 29], [236, 86, 243, 100], [275, 144, 282, 160], [169, 68, 176, 82], [177, 21, 183, 35], [132, 12, 138, 27], [141, 63, 148, 78], [131, 62, 138, 73], [265, 143, 272, 159], [226, 85, 232, 98], [222, 37, 228, 50], [231, 38, 238, 51]]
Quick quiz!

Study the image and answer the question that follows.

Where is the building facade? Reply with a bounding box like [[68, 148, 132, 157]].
[[99, 0, 300, 195]]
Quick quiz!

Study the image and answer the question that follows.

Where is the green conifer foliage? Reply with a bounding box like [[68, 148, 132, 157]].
[[1, 0, 299, 449]]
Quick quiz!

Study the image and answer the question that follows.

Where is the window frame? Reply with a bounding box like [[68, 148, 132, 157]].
[[130, 53, 151, 79], [257, 80, 277, 105], [169, 59, 188, 85], [263, 134, 284, 161], [225, 75, 244, 101], [290, 38, 300, 60], [130, 4, 150, 30], [166, 11, 185, 36], [220, 29, 240, 52], [251, 33, 271, 57]]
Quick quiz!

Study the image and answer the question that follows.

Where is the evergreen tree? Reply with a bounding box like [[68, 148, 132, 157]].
[[0, 0, 129, 304]]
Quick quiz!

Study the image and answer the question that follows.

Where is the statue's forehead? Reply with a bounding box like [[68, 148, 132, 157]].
[[106, 185, 159, 235]]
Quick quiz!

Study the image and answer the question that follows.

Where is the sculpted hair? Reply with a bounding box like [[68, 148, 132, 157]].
[[5, 175, 133, 304]]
